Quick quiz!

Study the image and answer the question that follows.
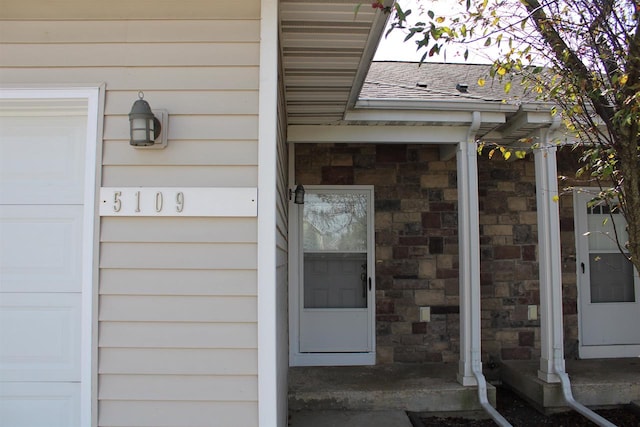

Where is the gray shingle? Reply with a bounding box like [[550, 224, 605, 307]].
[[361, 61, 536, 103]]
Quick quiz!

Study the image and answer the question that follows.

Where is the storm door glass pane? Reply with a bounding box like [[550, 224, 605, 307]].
[[587, 204, 635, 303], [589, 253, 635, 302], [303, 192, 368, 308]]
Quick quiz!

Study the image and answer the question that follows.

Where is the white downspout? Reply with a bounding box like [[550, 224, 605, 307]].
[[459, 112, 512, 427], [535, 118, 616, 427], [471, 351, 512, 427], [553, 350, 616, 427]]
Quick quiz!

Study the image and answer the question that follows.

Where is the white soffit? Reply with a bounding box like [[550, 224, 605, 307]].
[[280, 0, 390, 125]]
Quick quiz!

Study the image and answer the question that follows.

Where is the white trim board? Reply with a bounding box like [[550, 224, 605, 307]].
[[291, 352, 375, 367], [0, 85, 103, 427], [257, 0, 281, 425], [579, 345, 640, 359]]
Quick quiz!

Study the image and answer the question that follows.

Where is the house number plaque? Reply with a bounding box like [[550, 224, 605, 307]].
[[99, 187, 257, 217]]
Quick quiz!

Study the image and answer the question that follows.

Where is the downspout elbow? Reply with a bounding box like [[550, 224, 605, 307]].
[[552, 350, 616, 427], [471, 352, 512, 427]]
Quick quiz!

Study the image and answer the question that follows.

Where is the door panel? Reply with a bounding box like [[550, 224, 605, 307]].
[[0, 100, 89, 427], [575, 190, 640, 353], [0, 114, 87, 205], [0, 383, 80, 427], [304, 253, 367, 309], [298, 188, 374, 357], [0, 293, 81, 382], [0, 205, 83, 293], [300, 309, 369, 352]]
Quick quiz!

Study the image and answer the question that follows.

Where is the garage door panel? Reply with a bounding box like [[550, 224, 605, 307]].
[[0, 293, 81, 382], [0, 382, 80, 427], [0, 94, 93, 427], [0, 205, 83, 293], [0, 114, 87, 205]]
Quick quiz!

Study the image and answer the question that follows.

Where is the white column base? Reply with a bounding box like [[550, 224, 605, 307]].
[[538, 370, 561, 383], [538, 355, 564, 383], [457, 360, 478, 386]]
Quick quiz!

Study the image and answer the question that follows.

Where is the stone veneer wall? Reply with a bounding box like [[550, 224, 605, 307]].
[[476, 149, 541, 362], [295, 143, 579, 364]]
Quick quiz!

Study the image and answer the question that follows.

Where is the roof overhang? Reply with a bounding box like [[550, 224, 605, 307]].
[[279, 0, 393, 125], [280, 3, 564, 148]]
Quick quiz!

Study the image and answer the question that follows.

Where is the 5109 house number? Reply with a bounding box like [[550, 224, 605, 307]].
[[99, 187, 257, 217]]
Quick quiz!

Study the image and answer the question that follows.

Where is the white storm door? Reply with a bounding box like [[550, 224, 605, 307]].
[[298, 187, 375, 358], [574, 190, 640, 358], [0, 94, 97, 427]]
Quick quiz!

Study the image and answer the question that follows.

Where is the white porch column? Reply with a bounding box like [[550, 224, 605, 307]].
[[534, 119, 564, 383], [457, 112, 482, 386]]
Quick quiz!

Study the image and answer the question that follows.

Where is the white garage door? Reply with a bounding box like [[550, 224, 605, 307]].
[[0, 94, 97, 427]]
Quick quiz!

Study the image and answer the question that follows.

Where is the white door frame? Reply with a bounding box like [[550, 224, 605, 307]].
[[574, 187, 640, 358], [289, 185, 376, 366], [0, 86, 103, 426]]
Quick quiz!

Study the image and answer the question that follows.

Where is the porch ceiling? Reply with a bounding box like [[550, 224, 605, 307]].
[[279, 0, 391, 125]]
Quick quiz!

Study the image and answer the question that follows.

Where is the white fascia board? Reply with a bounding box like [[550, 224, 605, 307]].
[[519, 101, 556, 112], [287, 124, 468, 144], [526, 110, 555, 124], [355, 98, 520, 114], [498, 108, 556, 140], [345, 108, 505, 125], [345, 0, 395, 111]]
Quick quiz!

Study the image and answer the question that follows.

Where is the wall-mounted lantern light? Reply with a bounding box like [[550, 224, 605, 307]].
[[290, 184, 305, 204], [129, 91, 168, 149]]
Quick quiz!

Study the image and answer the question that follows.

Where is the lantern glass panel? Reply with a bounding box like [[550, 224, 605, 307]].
[[131, 118, 153, 142]]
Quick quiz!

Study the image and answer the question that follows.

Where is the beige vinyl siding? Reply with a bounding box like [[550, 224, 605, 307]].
[[0, 1, 260, 20], [0, 67, 259, 90], [99, 269, 257, 295], [99, 348, 257, 375], [100, 243, 257, 269], [100, 217, 258, 243], [0, 43, 260, 67], [1, 2, 261, 426], [99, 322, 257, 348], [99, 401, 257, 427]]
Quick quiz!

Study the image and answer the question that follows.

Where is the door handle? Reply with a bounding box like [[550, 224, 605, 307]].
[[581, 262, 585, 274], [368, 277, 372, 291]]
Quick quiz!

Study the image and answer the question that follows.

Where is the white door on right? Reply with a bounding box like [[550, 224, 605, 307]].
[[574, 189, 640, 358]]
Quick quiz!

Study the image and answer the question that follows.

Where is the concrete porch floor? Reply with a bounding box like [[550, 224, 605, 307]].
[[288, 363, 495, 414], [501, 358, 640, 413], [289, 358, 640, 421]]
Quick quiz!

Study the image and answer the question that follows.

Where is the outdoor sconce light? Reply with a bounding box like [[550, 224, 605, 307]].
[[290, 184, 305, 204], [129, 91, 168, 149]]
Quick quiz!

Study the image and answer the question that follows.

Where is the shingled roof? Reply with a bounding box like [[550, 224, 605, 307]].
[[361, 61, 536, 104]]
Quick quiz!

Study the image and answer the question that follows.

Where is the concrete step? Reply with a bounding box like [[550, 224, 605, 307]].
[[289, 364, 495, 413], [289, 410, 414, 427]]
